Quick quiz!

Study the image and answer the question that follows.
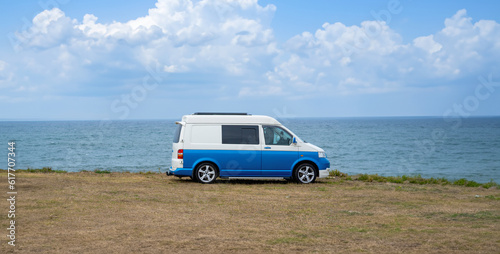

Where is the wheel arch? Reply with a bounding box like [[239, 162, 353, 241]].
[[192, 159, 220, 177], [292, 159, 319, 176]]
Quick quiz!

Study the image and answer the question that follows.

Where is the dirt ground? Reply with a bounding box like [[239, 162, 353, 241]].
[[1, 172, 499, 253]]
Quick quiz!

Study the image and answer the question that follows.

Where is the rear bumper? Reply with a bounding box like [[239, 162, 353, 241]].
[[166, 168, 173, 176], [166, 167, 192, 177]]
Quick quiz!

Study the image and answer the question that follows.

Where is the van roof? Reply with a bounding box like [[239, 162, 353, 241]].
[[181, 114, 281, 125]]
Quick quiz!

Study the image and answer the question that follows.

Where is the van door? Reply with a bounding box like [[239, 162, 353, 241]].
[[261, 125, 299, 177], [219, 125, 262, 177]]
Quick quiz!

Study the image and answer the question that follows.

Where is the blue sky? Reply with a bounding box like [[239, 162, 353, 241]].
[[1, 0, 500, 120]]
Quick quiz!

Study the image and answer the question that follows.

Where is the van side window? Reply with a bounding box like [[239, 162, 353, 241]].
[[222, 125, 259, 145], [173, 124, 182, 143], [263, 126, 293, 146]]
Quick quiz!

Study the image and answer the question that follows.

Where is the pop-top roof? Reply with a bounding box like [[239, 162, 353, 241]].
[[181, 113, 281, 125], [193, 112, 250, 116]]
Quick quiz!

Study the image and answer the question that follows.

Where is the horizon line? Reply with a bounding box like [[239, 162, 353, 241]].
[[2, 114, 500, 122]]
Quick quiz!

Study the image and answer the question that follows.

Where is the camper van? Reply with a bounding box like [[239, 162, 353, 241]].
[[166, 113, 330, 183]]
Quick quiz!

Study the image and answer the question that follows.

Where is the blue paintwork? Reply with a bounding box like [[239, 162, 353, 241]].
[[169, 168, 193, 176], [262, 150, 299, 177], [184, 149, 262, 177], [294, 151, 331, 170], [170, 149, 329, 178]]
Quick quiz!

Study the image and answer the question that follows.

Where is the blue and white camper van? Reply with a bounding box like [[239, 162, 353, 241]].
[[166, 113, 330, 183]]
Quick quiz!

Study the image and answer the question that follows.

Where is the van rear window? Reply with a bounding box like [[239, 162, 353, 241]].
[[222, 125, 259, 145], [173, 124, 182, 143]]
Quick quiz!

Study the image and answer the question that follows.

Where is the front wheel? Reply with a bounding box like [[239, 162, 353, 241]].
[[194, 163, 218, 184], [294, 163, 317, 184]]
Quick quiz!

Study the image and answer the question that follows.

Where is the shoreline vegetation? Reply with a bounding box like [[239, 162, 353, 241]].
[[3, 167, 498, 189], [1, 168, 499, 253]]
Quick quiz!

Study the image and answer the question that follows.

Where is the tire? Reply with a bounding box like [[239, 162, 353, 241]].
[[294, 163, 317, 184], [194, 163, 218, 184]]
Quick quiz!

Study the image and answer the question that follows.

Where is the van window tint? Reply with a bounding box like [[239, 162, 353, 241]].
[[263, 126, 293, 145], [222, 125, 259, 145], [173, 124, 182, 143]]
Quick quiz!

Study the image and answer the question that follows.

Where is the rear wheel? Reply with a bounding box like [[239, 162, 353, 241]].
[[294, 163, 317, 184], [194, 163, 218, 184]]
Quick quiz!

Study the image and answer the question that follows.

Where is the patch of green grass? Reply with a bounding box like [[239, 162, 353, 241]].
[[485, 195, 500, 200], [329, 169, 348, 177], [267, 231, 308, 245], [387, 176, 404, 184], [139, 171, 157, 175], [421, 212, 446, 219], [348, 227, 368, 233], [23, 167, 66, 173], [450, 211, 500, 221], [466, 181, 481, 187], [453, 178, 481, 187], [352, 173, 495, 188], [453, 178, 467, 186], [358, 174, 370, 181], [393, 201, 420, 209], [94, 169, 111, 174], [339, 210, 374, 216], [482, 180, 499, 189], [268, 237, 303, 245]]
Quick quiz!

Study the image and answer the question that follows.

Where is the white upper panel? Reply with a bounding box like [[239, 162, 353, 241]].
[[182, 114, 281, 125], [189, 125, 221, 144]]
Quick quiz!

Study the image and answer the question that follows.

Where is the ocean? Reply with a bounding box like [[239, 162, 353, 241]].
[[1, 117, 499, 183]]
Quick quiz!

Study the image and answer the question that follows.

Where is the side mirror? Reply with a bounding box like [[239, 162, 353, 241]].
[[292, 137, 297, 144]]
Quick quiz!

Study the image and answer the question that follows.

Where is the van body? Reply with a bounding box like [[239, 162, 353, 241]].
[[166, 113, 330, 183]]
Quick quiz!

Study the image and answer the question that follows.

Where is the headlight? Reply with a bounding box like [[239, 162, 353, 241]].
[[318, 151, 326, 158]]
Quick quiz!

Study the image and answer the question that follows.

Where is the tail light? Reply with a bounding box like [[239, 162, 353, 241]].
[[177, 149, 183, 159]]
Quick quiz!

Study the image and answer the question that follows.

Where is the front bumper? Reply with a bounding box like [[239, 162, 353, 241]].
[[318, 168, 330, 178]]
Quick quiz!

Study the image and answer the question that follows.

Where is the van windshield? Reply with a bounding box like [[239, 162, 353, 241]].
[[173, 124, 182, 143]]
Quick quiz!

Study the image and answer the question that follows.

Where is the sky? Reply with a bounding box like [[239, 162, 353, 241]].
[[1, 0, 500, 120]]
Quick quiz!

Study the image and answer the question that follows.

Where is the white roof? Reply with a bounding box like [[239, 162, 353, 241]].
[[181, 114, 281, 125]]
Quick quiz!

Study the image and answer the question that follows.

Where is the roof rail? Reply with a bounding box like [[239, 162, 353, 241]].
[[193, 112, 250, 116]]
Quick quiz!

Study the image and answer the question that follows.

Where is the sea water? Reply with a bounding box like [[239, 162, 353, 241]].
[[1, 117, 499, 183]]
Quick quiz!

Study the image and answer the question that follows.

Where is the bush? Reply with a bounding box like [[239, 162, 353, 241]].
[[24, 167, 66, 173], [358, 174, 370, 181], [453, 178, 482, 187], [482, 180, 498, 189], [94, 169, 111, 174], [329, 169, 348, 177], [453, 178, 468, 186]]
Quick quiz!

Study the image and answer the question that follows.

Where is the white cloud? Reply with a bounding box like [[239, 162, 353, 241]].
[[4, 4, 500, 106], [0, 60, 14, 87], [266, 9, 500, 96], [238, 85, 283, 97], [0, 60, 6, 71], [16, 8, 77, 49], [413, 35, 442, 54], [266, 20, 405, 95], [6, 0, 278, 99], [442, 9, 472, 37]]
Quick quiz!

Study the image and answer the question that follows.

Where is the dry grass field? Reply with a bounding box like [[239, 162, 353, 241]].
[[1, 171, 499, 253]]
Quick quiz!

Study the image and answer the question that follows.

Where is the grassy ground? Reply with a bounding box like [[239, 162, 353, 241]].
[[1, 171, 499, 253]]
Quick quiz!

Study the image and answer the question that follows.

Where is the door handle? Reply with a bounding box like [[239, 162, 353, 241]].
[[264, 147, 271, 149]]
